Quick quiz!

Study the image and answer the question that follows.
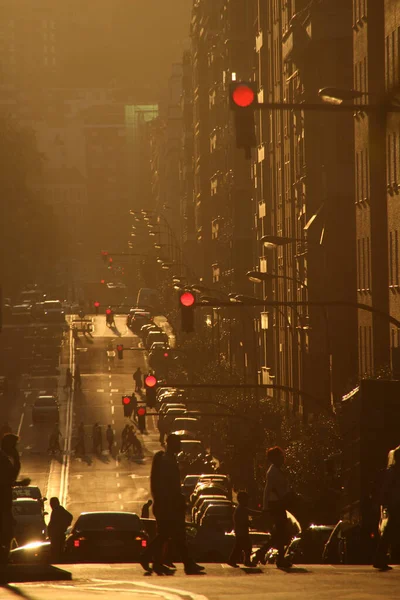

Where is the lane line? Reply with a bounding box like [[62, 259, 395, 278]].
[[17, 412, 24, 437], [111, 405, 114, 415], [59, 322, 75, 508]]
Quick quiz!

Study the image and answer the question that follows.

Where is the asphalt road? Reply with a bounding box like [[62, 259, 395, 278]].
[[3, 564, 400, 599]]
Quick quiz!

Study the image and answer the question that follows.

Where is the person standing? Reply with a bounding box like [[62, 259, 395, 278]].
[[227, 491, 260, 568], [133, 368, 142, 393], [106, 425, 114, 454], [141, 499, 153, 519], [92, 422, 102, 454], [0, 434, 30, 579], [373, 445, 400, 570], [47, 497, 73, 562], [64, 368, 73, 391], [139, 433, 204, 575], [75, 422, 85, 456], [262, 446, 291, 569]]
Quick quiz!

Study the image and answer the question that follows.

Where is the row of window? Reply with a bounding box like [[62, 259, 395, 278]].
[[357, 236, 371, 291], [389, 230, 400, 288], [359, 324, 372, 376], [352, 0, 367, 29], [385, 27, 400, 91], [355, 148, 369, 203], [387, 130, 400, 190]]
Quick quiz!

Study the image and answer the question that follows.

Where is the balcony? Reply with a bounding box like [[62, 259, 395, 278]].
[[282, 25, 310, 65]]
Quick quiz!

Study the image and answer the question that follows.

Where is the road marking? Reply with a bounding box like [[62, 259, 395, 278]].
[[109, 381, 112, 387], [120, 504, 124, 509], [116, 473, 119, 477], [91, 579, 210, 600], [97, 389, 104, 392], [118, 494, 121, 499], [117, 482, 120, 487], [112, 419, 114, 425], [17, 412, 24, 437], [59, 323, 74, 508], [111, 405, 114, 415], [111, 388, 118, 392], [109, 375, 112, 379]]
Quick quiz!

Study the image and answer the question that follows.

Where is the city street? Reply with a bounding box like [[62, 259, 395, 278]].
[[3, 564, 400, 599]]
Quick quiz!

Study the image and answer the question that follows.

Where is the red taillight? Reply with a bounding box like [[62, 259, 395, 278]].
[[141, 539, 147, 547], [105, 526, 115, 531], [74, 540, 80, 547]]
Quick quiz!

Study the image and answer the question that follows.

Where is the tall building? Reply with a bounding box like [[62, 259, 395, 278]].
[[353, 1, 400, 378], [252, 0, 357, 416]]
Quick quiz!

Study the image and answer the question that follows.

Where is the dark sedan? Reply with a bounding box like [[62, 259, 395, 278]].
[[64, 511, 148, 562]]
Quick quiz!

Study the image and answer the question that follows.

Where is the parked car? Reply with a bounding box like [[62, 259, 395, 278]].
[[200, 504, 234, 531], [12, 486, 47, 509], [11, 304, 32, 323], [285, 524, 335, 564], [322, 520, 376, 564], [12, 498, 47, 546], [190, 483, 229, 507], [33, 300, 65, 322], [170, 417, 201, 436], [179, 440, 207, 460], [181, 474, 203, 500], [32, 396, 59, 423], [64, 512, 148, 562], [145, 330, 168, 350], [130, 311, 152, 333], [194, 498, 233, 525]]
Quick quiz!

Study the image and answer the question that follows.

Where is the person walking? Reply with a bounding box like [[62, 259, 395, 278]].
[[64, 368, 73, 391], [141, 499, 153, 519], [0, 434, 30, 580], [373, 445, 400, 570], [133, 368, 142, 393], [48, 426, 62, 455], [47, 497, 73, 562], [92, 423, 102, 454], [262, 446, 291, 569], [75, 422, 85, 456], [106, 425, 114, 454], [139, 433, 205, 575], [74, 365, 82, 390], [121, 424, 130, 453], [227, 491, 260, 568]]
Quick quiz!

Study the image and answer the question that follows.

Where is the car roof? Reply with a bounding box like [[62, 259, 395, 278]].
[[13, 498, 40, 503]]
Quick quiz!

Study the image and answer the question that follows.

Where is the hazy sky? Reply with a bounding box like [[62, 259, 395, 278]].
[[113, 0, 192, 98]]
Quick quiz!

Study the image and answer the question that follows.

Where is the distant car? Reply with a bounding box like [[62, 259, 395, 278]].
[[145, 330, 168, 350], [11, 304, 32, 322], [130, 311, 152, 333], [322, 520, 376, 564], [159, 402, 187, 415], [32, 395, 59, 423], [33, 300, 65, 322], [170, 417, 201, 436], [12, 486, 47, 509], [179, 439, 206, 459], [19, 289, 46, 305], [181, 475, 203, 500], [12, 498, 47, 546], [172, 429, 198, 441], [65, 511, 148, 562], [190, 483, 229, 507]]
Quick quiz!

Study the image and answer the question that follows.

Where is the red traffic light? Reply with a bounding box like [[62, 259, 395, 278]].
[[163, 352, 169, 358], [101, 250, 108, 256], [122, 396, 131, 405], [106, 308, 112, 315], [231, 83, 256, 108], [100, 279, 105, 284], [117, 344, 123, 352], [145, 375, 157, 388], [94, 301, 100, 308], [180, 292, 195, 307], [137, 407, 146, 417]]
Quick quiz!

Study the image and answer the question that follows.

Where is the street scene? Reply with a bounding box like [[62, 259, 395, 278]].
[[1, 1, 400, 599]]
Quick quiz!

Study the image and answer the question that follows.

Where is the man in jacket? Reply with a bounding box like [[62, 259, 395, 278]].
[[140, 434, 205, 575], [47, 497, 73, 561]]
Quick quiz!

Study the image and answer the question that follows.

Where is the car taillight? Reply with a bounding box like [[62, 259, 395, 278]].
[[141, 539, 147, 548], [74, 540, 80, 547]]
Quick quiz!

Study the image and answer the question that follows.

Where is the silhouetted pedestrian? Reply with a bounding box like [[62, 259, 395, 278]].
[[227, 491, 260, 567], [141, 499, 153, 519], [0, 434, 30, 579], [47, 497, 73, 561], [64, 368, 73, 390], [106, 425, 114, 454], [133, 368, 142, 392], [48, 426, 62, 455], [262, 446, 291, 569], [374, 445, 400, 570], [92, 423, 102, 454], [75, 422, 85, 455], [121, 424, 130, 453], [140, 434, 205, 575]]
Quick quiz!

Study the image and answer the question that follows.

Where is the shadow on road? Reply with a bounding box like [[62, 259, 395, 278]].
[[109, 324, 121, 336], [4, 564, 72, 587]]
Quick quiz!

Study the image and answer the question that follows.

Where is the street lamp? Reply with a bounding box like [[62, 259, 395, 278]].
[[246, 270, 307, 289], [318, 87, 366, 105], [260, 234, 304, 248]]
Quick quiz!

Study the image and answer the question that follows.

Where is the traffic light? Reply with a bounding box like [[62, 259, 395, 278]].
[[108, 257, 113, 270], [179, 291, 195, 333], [144, 374, 157, 409], [117, 344, 124, 359], [137, 405, 146, 433], [229, 81, 257, 158], [122, 395, 133, 417], [106, 308, 112, 315], [94, 301, 100, 315], [101, 251, 108, 263]]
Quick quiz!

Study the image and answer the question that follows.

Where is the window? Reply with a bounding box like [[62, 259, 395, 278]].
[[366, 237, 370, 289], [396, 230, 399, 286], [390, 231, 394, 286]]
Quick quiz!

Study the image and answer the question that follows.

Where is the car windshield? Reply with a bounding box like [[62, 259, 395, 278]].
[[180, 441, 203, 453], [13, 501, 42, 516], [74, 513, 141, 532]]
